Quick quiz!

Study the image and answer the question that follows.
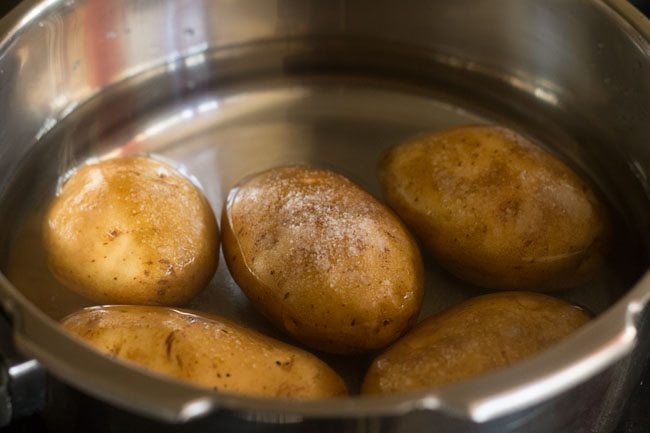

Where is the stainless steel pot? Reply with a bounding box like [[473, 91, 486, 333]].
[[0, 0, 649, 432]]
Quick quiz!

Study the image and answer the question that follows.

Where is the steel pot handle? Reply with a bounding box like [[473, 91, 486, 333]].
[[0, 306, 46, 428]]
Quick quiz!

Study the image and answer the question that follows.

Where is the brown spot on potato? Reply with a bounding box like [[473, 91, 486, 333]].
[[499, 199, 520, 218], [165, 330, 177, 359]]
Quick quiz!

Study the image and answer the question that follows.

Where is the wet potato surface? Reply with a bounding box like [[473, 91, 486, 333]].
[[222, 166, 424, 354], [362, 292, 592, 394], [379, 125, 610, 291], [43, 156, 219, 306], [62, 305, 348, 399]]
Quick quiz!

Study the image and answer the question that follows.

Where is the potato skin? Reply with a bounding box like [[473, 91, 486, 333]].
[[43, 156, 219, 305], [222, 166, 424, 354], [379, 125, 609, 291], [62, 306, 347, 399], [362, 292, 591, 394]]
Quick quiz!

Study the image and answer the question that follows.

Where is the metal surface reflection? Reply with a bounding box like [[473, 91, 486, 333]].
[[0, 1, 648, 432]]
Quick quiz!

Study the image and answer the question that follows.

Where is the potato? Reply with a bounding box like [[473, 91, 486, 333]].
[[362, 291, 591, 394], [62, 306, 347, 399], [43, 156, 219, 305], [379, 125, 609, 291], [222, 166, 424, 354]]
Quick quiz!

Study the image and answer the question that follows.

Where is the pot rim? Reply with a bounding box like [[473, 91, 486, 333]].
[[0, 0, 649, 424]]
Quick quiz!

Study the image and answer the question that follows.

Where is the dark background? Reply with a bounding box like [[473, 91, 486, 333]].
[[633, 0, 650, 13], [0, 0, 649, 432]]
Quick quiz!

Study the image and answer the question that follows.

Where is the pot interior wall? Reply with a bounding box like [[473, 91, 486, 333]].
[[0, 0, 648, 416], [0, 35, 647, 392]]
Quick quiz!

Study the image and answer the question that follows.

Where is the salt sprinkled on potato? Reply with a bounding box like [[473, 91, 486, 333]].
[[222, 166, 424, 354]]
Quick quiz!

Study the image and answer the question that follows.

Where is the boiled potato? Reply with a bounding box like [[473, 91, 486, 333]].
[[379, 125, 609, 291], [43, 156, 219, 305], [362, 291, 591, 394], [62, 306, 347, 399], [222, 166, 424, 354]]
